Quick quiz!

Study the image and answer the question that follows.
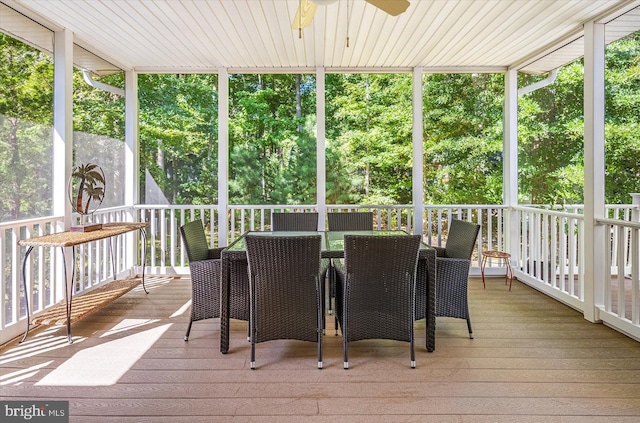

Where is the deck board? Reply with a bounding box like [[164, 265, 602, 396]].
[[2, 276, 640, 421]]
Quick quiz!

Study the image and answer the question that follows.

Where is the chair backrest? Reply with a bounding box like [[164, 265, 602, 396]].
[[341, 234, 421, 341], [271, 212, 319, 231], [179, 220, 210, 262], [444, 219, 480, 259], [327, 212, 373, 231], [245, 235, 322, 343]]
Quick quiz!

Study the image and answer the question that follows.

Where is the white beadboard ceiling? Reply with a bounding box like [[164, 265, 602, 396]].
[[2, 0, 639, 75]]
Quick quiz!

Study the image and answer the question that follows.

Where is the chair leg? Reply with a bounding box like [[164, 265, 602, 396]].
[[184, 318, 193, 341], [410, 332, 416, 369], [318, 331, 323, 369], [250, 343, 256, 370], [328, 266, 334, 315], [466, 318, 474, 339], [250, 318, 256, 369], [317, 294, 323, 369], [343, 331, 349, 369]]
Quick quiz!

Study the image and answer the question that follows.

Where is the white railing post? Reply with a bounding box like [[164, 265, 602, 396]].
[[504, 69, 519, 266], [125, 69, 139, 273], [53, 28, 73, 304], [632, 194, 640, 327], [631, 194, 640, 222], [583, 20, 606, 323], [412, 67, 424, 236], [317, 67, 327, 231], [218, 68, 229, 246]]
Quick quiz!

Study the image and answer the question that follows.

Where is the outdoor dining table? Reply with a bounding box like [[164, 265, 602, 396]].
[[219, 230, 437, 354]]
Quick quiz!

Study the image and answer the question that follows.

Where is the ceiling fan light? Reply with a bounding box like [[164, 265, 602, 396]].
[[310, 0, 339, 5]]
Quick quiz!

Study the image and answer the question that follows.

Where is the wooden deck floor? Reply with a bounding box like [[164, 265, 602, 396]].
[[2, 276, 640, 422]]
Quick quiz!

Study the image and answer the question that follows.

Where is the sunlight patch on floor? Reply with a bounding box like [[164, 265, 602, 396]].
[[99, 319, 160, 338], [131, 276, 176, 292], [1, 329, 86, 365], [35, 323, 171, 386], [170, 300, 191, 318], [1, 360, 53, 386]]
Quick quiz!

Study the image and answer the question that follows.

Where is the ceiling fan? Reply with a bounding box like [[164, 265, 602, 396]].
[[292, 0, 411, 31]]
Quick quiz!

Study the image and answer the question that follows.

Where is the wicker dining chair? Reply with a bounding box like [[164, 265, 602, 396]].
[[327, 211, 374, 231], [433, 219, 481, 339], [245, 235, 324, 369], [326, 211, 374, 317], [334, 234, 421, 369], [271, 211, 329, 316], [271, 212, 319, 231], [179, 220, 224, 341]]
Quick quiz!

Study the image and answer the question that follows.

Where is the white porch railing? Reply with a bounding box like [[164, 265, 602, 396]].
[[598, 218, 640, 339], [3, 203, 639, 344], [514, 206, 586, 310], [513, 204, 640, 341]]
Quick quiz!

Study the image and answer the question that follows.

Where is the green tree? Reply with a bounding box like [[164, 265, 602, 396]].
[[423, 73, 505, 205], [518, 31, 640, 205], [604, 32, 640, 204], [138, 73, 219, 204], [326, 73, 413, 205], [0, 34, 53, 221], [228, 73, 317, 205]]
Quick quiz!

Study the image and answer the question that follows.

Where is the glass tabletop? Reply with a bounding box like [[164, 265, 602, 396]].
[[225, 231, 326, 252], [224, 229, 432, 257], [325, 230, 410, 253]]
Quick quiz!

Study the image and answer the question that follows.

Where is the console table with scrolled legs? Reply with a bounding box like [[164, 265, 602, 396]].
[[17, 222, 148, 343]]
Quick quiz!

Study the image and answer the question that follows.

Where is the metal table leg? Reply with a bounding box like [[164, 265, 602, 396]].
[[64, 246, 74, 343], [140, 227, 148, 294], [19, 246, 34, 343]]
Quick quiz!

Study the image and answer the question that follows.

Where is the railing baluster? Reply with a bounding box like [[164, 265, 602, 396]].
[[617, 225, 626, 319]]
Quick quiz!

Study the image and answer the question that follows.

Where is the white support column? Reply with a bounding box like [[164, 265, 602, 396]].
[[317, 67, 326, 230], [124, 70, 139, 272], [53, 29, 73, 303], [53, 29, 73, 227], [125, 71, 139, 213], [412, 67, 424, 236], [218, 69, 229, 246], [583, 20, 606, 323], [504, 69, 519, 264]]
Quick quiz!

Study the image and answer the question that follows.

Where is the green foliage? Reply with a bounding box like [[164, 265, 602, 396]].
[[0, 34, 53, 221], [518, 61, 586, 204], [604, 32, 640, 204], [1, 30, 639, 218], [423, 73, 505, 205], [73, 71, 125, 137], [518, 31, 640, 205], [138, 74, 219, 204], [326, 73, 413, 205], [228, 74, 317, 205]]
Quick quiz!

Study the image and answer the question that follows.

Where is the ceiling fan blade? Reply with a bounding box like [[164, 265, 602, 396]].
[[365, 0, 410, 16], [292, 0, 318, 30]]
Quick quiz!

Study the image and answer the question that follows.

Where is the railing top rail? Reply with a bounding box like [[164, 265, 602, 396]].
[[0, 215, 64, 230], [524, 204, 639, 210], [422, 204, 507, 210], [134, 204, 219, 210], [512, 205, 587, 220], [597, 218, 640, 229]]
